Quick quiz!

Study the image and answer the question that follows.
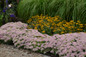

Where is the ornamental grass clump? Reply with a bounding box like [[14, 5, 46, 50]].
[[27, 15, 84, 35], [17, 0, 86, 24]]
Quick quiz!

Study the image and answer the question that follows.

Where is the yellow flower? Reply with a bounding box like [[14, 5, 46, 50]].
[[76, 23, 78, 25], [34, 27, 37, 30], [79, 24, 83, 28], [77, 29, 80, 30], [70, 20, 74, 22], [71, 26, 74, 28], [61, 31, 64, 34], [78, 29, 83, 31], [42, 31, 45, 33], [57, 28, 60, 30], [68, 27, 71, 29], [69, 32, 72, 33], [62, 27, 65, 30], [77, 20, 81, 23], [51, 27, 53, 29], [27, 19, 32, 23], [63, 24, 66, 26], [53, 30, 56, 32]]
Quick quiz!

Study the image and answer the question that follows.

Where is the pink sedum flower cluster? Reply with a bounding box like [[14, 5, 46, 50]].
[[0, 22, 86, 57], [54, 32, 86, 57], [0, 22, 28, 42]]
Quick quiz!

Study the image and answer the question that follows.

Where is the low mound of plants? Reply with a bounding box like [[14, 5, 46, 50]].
[[27, 15, 84, 35], [0, 22, 86, 57]]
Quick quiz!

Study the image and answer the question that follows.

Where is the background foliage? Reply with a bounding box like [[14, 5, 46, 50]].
[[0, 0, 18, 26], [18, 0, 86, 24], [0, 14, 3, 26]]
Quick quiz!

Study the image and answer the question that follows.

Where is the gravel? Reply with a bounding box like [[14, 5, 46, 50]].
[[0, 44, 50, 57]]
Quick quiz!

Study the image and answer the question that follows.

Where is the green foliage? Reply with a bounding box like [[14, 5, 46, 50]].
[[0, 14, 3, 26], [17, 0, 86, 24], [0, 0, 17, 24], [1, 8, 15, 24], [0, 40, 14, 45]]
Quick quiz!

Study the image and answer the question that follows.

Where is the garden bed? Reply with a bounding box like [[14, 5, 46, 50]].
[[0, 0, 86, 57]]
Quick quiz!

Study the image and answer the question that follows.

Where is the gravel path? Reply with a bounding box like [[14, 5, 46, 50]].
[[0, 44, 50, 57]]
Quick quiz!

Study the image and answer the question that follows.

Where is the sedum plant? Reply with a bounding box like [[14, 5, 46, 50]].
[[0, 22, 86, 57]]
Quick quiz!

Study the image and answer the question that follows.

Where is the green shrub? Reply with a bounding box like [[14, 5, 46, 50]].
[[0, 14, 3, 26], [27, 15, 84, 35], [18, 0, 86, 24]]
